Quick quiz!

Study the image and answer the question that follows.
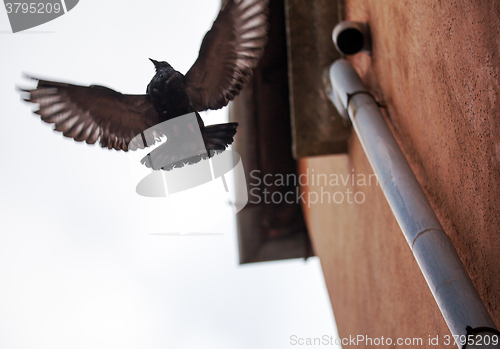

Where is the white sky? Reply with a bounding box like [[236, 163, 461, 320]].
[[0, 1, 341, 348]]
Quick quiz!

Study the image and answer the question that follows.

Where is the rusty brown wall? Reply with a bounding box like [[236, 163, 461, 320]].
[[301, 1, 500, 347]]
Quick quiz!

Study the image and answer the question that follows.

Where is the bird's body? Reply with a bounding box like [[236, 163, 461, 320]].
[[19, 0, 269, 170], [146, 61, 191, 119]]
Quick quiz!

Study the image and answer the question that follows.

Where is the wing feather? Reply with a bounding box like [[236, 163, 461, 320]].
[[184, 0, 269, 111], [20, 77, 161, 151]]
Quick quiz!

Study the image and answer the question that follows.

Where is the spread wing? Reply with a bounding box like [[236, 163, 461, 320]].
[[19, 76, 161, 151], [184, 0, 269, 111]]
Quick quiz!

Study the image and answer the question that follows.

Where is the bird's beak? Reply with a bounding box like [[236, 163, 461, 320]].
[[149, 58, 159, 69]]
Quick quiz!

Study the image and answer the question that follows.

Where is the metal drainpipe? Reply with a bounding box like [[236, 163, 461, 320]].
[[329, 59, 500, 349]]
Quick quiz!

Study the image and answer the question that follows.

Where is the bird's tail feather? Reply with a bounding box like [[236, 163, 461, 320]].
[[202, 122, 238, 152], [140, 122, 238, 171]]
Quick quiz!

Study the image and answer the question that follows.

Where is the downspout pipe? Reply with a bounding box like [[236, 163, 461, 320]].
[[329, 59, 500, 348]]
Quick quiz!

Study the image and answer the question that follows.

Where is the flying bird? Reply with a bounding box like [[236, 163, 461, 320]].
[[19, 0, 269, 170]]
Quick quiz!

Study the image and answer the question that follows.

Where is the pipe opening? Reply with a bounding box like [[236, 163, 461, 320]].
[[336, 28, 364, 55]]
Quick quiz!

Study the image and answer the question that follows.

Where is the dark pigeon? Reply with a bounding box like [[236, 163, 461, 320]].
[[19, 0, 269, 170]]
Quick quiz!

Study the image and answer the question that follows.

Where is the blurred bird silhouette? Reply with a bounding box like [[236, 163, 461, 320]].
[[19, 0, 269, 171]]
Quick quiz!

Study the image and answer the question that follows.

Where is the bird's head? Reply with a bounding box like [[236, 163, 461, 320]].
[[149, 58, 172, 72]]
